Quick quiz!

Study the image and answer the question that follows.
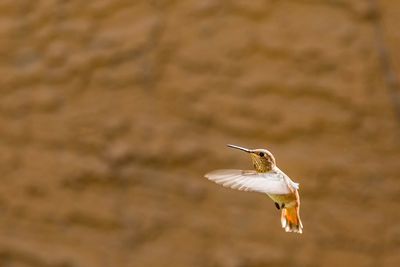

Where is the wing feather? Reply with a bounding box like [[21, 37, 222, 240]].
[[204, 169, 291, 195]]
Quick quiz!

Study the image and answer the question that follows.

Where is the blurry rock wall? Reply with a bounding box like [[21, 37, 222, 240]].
[[0, 1, 400, 267]]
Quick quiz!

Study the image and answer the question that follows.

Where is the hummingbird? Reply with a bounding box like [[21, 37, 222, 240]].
[[205, 144, 303, 234]]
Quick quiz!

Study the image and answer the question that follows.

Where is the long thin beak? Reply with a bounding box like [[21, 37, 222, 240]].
[[227, 144, 251, 153]]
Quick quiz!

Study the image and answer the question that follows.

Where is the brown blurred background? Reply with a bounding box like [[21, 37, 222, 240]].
[[1, 0, 400, 266]]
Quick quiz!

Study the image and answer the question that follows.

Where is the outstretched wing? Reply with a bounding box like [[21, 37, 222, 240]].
[[204, 169, 292, 195]]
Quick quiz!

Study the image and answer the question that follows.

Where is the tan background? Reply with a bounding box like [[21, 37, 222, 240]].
[[1, 0, 400, 266]]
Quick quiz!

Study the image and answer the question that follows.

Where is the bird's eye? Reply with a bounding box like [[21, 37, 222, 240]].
[[259, 152, 264, 157]]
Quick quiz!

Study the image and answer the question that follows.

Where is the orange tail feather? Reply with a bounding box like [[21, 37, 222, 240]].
[[281, 206, 303, 234]]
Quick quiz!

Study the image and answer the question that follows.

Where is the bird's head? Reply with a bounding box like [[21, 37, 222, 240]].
[[227, 144, 276, 172]]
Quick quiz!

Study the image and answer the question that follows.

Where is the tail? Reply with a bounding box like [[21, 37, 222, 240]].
[[281, 206, 303, 234]]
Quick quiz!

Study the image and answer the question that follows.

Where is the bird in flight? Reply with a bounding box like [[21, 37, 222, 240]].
[[205, 144, 303, 234]]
